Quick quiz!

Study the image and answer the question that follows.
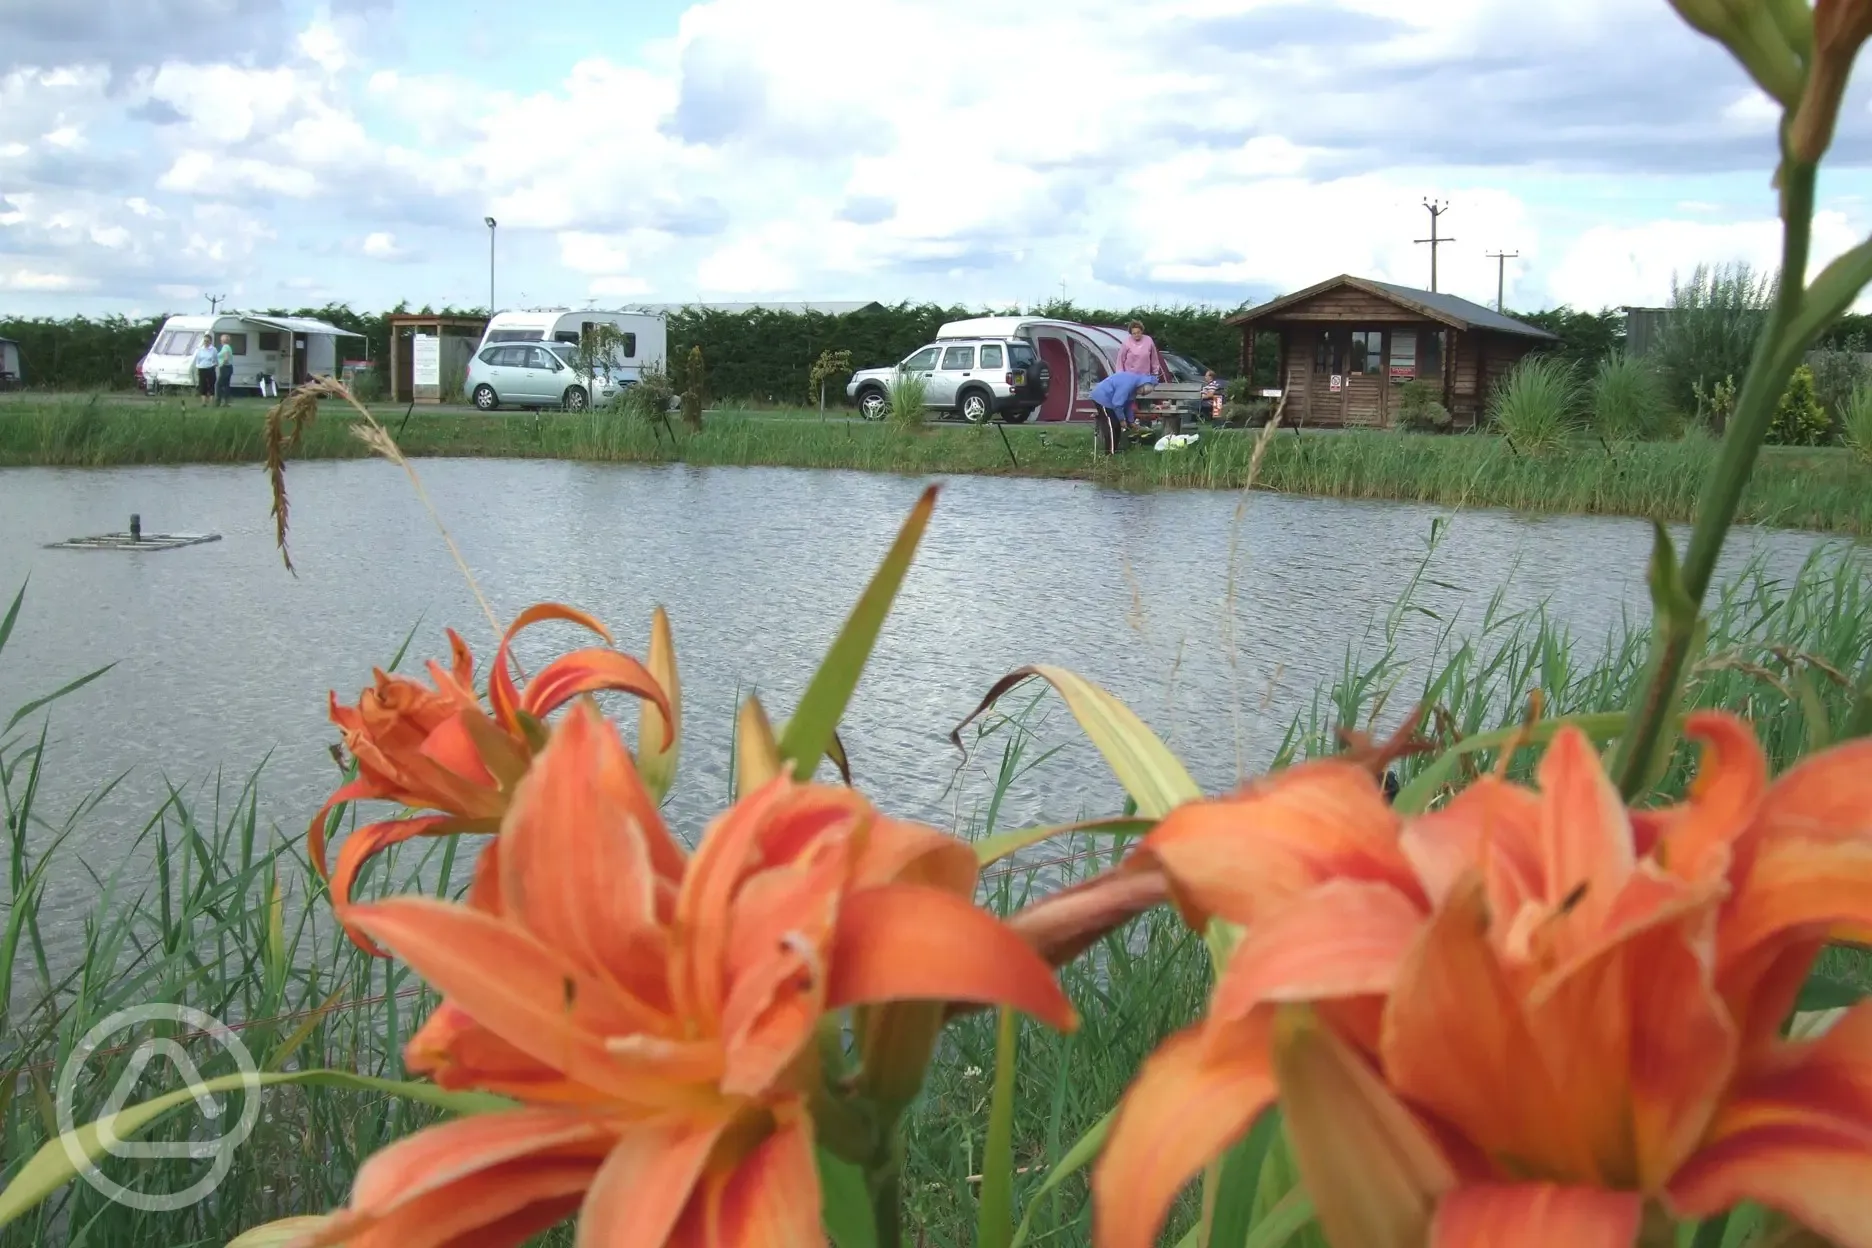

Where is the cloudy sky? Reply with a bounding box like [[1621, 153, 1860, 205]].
[[3, 0, 1870, 319]]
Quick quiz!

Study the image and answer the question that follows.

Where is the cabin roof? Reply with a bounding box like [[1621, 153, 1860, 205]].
[[1226, 275, 1558, 340], [630, 301, 883, 316], [243, 314, 365, 337]]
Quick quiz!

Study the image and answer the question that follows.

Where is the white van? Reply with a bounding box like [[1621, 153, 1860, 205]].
[[474, 308, 667, 383], [138, 313, 363, 396]]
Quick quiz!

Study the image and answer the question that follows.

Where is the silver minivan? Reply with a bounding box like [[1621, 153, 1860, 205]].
[[465, 342, 624, 411]]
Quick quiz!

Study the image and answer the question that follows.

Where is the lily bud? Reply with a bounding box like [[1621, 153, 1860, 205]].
[[734, 694, 782, 798], [1270, 1004, 1454, 1248], [1669, 0, 1809, 106], [1791, 0, 1872, 163], [636, 605, 681, 800]]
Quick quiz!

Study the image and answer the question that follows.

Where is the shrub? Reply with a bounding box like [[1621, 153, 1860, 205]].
[[1841, 383, 1872, 463], [1808, 332, 1870, 423], [887, 367, 927, 427], [623, 365, 677, 422], [680, 345, 706, 428], [1394, 380, 1452, 432], [1652, 261, 1775, 418], [1490, 354, 1582, 454], [1591, 352, 1668, 441], [1692, 373, 1738, 434], [1768, 364, 1831, 446], [808, 348, 853, 408], [349, 366, 386, 403]]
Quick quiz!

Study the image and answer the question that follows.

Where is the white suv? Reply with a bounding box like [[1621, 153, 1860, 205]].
[[847, 337, 1050, 423]]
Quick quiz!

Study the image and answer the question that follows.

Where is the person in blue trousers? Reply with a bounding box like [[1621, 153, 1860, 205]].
[[1089, 370, 1156, 455]]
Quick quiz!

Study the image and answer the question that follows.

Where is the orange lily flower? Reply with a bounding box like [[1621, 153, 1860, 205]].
[[289, 700, 1074, 1248], [1095, 711, 1872, 1247], [309, 603, 670, 934]]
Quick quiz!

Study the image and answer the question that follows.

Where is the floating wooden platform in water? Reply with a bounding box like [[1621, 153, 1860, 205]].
[[47, 532, 222, 552]]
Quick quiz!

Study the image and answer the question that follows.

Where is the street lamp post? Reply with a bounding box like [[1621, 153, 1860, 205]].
[[484, 217, 497, 315]]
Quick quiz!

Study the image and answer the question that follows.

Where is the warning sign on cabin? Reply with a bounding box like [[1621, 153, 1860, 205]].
[[1329, 374, 1342, 392]]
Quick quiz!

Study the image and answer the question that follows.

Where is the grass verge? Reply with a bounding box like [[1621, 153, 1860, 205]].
[[4, 398, 1872, 534]]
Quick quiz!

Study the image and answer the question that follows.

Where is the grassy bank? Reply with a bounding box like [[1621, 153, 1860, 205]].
[[5, 397, 1872, 534], [5, 542, 1871, 1246]]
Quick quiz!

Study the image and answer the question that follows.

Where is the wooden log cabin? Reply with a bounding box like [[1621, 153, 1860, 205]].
[[1228, 275, 1559, 428]]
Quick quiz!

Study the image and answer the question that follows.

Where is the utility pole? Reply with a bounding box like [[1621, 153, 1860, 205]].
[[1415, 200, 1454, 292], [205, 293, 226, 314], [484, 217, 498, 315], [1487, 250, 1520, 312]]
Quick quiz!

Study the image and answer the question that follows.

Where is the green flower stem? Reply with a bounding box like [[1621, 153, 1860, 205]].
[[1612, 155, 1819, 798]]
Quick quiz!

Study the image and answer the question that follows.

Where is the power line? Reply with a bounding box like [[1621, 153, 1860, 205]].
[[1486, 250, 1520, 312], [1414, 200, 1454, 293]]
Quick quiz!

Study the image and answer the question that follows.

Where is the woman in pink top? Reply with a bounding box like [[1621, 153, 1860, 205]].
[[1115, 320, 1166, 379]]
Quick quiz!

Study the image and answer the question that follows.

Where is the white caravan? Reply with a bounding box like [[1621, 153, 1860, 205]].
[[138, 313, 363, 396], [475, 308, 667, 382]]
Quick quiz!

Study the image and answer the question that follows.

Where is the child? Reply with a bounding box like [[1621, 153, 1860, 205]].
[[1199, 369, 1223, 422]]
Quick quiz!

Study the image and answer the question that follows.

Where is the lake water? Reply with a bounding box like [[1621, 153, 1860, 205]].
[[0, 459, 1856, 968]]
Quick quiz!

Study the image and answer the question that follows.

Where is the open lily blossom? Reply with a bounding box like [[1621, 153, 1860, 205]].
[[278, 700, 1074, 1248], [1094, 711, 1872, 1247], [308, 602, 671, 938]]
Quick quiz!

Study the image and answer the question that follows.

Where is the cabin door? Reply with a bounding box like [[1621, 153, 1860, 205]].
[[1308, 329, 1347, 425], [291, 336, 311, 385]]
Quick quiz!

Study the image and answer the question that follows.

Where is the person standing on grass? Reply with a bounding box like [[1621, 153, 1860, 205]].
[[215, 333, 235, 407], [192, 334, 218, 407], [1090, 370, 1155, 455], [1116, 320, 1167, 380]]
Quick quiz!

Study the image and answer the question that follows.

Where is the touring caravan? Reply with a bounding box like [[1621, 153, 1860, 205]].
[[0, 337, 21, 389], [138, 313, 364, 396], [474, 308, 667, 383], [933, 317, 1212, 426]]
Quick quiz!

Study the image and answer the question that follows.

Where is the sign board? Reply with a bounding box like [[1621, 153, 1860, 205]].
[[1389, 365, 1416, 381], [1329, 374, 1343, 393], [412, 334, 440, 387]]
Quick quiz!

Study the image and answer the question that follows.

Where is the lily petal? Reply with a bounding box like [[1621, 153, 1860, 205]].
[[343, 896, 716, 1101], [1720, 837, 1872, 965], [1622, 923, 1739, 1188], [522, 648, 671, 730], [329, 816, 494, 948], [1668, 1003, 1872, 1248], [488, 603, 613, 733], [575, 1111, 734, 1248], [1092, 1017, 1276, 1248], [1430, 1183, 1643, 1248], [701, 1111, 822, 1247], [637, 606, 682, 802], [1209, 879, 1425, 1024], [826, 883, 1076, 1032], [1400, 776, 1543, 917], [1141, 760, 1420, 930], [1534, 726, 1636, 953], [849, 815, 979, 896], [1652, 712, 1766, 883], [998, 865, 1170, 973], [1381, 876, 1588, 1183], [497, 702, 677, 989]]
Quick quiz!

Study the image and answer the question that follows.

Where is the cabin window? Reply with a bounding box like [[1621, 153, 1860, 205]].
[[553, 331, 580, 344], [1349, 330, 1383, 376], [1314, 331, 1343, 374], [979, 344, 1005, 369], [1420, 330, 1445, 381], [487, 330, 539, 343], [621, 333, 636, 358], [155, 331, 200, 355], [257, 332, 282, 352], [1009, 342, 1036, 369], [902, 347, 940, 371], [941, 345, 975, 370], [1388, 331, 1417, 382]]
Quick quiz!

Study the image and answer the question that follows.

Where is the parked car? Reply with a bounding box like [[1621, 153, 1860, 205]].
[[846, 336, 1050, 423], [465, 341, 626, 412]]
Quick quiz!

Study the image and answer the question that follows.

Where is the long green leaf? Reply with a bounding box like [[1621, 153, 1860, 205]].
[[5, 663, 115, 736], [1393, 711, 1633, 815], [0, 1069, 513, 1229], [0, 580, 24, 659], [1241, 1189, 1317, 1248], [979, 1008, 1020, 1248], [1008, 1109, 1113, 1248], [953, 666, 1200, 817], [1785, 235, 1872, 351], [973, 816, 1154, 867], [817, 1147, 878, 1248], [778, 484, 937, 780], [1209, 1110, 1283, 1248]]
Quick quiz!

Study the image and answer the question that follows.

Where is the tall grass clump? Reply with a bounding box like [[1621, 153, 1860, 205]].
[[1840, 382, 1872, 463], [1653, 261, 1775, 421], [888, 366, 928, 427], [1490, 353, 1582, 453], [1591, 351, 1669, 441]]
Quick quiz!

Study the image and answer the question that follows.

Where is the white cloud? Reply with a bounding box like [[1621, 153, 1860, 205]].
[[557, 232, 635, 273], [158, 150, 320, 197], [590, 275, 651, 296], [0, 269, 97, 292], [1552, 210, 1867, 308], [297, 22, 349, 73], [362, 231, 403, 258], [44, 125, 82, 148]]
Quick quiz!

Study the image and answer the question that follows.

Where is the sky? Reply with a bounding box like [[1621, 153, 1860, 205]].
[[3, 0, 1871, 320]]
